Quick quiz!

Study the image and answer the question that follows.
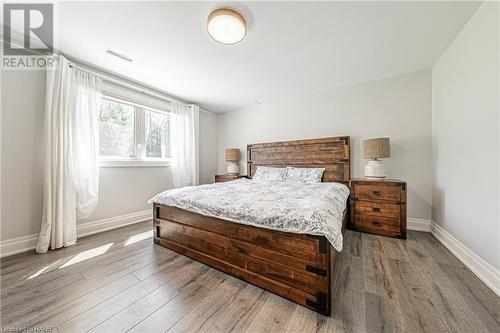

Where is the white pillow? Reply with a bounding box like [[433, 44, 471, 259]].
[[285, 167, 325, 184], [252, 166, 287, 182]]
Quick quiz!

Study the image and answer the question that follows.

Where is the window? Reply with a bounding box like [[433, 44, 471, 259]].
[[99, 96, 171, 167], [145, 110, 171, 159], [99, 99, 135, 158]]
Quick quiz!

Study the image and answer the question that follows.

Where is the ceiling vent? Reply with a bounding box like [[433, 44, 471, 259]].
[[106, 49, 132, 62]]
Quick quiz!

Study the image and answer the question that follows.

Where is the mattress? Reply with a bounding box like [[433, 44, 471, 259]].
[[149, 179, 350, 252]]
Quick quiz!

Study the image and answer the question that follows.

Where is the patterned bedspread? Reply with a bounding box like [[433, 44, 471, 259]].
[[149, 179, 350, 251]]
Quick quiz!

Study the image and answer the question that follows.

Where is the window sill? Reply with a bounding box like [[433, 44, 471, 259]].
[[99, 160, 172, 168]]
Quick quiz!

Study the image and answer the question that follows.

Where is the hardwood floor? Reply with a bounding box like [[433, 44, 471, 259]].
[[1, 221, 498, 333]]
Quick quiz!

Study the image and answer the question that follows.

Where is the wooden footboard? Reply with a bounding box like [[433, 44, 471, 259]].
[[153, 203, 347, 316]]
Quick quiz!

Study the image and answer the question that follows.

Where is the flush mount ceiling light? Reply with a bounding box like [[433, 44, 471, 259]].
[[207, 8, 246, 45]]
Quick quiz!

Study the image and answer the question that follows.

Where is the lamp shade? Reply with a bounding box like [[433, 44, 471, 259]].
[[225, 148, 240, 162], [362, 138, 391, 159]]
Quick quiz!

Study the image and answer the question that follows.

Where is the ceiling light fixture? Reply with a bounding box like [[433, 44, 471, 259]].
[[106, 49, 133, 62], [207, 8, 246, 45]]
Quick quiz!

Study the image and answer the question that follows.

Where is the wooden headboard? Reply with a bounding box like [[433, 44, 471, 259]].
[[247, 136, 350, 183]]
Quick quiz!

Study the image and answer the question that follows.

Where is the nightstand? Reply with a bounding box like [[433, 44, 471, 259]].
[[349, 179, 407, 239], [215, 174, 245, 183]]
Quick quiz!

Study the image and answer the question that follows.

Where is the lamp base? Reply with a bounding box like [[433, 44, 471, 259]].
[[226, 161, 239, 175], [364, 159, 387, 179]]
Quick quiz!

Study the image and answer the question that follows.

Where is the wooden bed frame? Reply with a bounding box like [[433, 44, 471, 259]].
[[153, 136, 350, 316]]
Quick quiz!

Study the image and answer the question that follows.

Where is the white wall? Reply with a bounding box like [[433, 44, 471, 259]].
[[78, 167, 173, 224], [1, 70, 46, 240], [432, 2, 499, 269], [199, 110, 219, 184], [218, 71, 433, 220], [0, 70, 219, 240]]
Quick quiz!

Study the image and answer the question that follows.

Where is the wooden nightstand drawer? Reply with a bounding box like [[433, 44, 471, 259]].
[[354, 184, 400, 201], [354, 215, 401, 236], [354, 201, 400, 218]]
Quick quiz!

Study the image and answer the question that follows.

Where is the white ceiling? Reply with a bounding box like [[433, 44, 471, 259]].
[[55, 1, 480, 112]]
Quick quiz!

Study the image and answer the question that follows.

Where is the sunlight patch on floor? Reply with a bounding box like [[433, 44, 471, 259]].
[[123, 230, 153, 246], [59, 243, 113, 269], [28, 262, 59, 279]]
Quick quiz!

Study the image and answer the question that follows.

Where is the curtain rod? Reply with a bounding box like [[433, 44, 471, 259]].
[[68, 62, 192, 108]]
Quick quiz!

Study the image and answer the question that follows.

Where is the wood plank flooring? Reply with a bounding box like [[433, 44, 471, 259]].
[[1, 221, 498, 333]]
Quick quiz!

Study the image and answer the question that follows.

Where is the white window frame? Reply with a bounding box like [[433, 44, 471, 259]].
[[99, 95, 173, 168]]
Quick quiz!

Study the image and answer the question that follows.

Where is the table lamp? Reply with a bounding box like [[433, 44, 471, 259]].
[[362, 138, 390, 178], [225, 148, 240, 175]]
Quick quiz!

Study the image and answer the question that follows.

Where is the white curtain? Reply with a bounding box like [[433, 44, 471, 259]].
[[36, 55, 102, 253], [171, 103, 199, 188]]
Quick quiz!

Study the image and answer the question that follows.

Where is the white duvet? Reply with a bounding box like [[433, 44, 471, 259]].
[[149, 179, 350, 252]]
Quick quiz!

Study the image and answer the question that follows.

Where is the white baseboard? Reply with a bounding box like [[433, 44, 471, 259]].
[[0, 234, 39, 258], [0, 210, 152, 258], [407, 217, 432, 232], [77, 210, 152, 238], [430, 222, 500, 297]]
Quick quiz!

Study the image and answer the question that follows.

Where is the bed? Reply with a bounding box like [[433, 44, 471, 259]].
[[151, 136, 350, 316]]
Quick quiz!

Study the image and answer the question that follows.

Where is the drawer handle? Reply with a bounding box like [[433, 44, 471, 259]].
[[372, 191, 381, 196], [371, 220, 382, 227], [372, 207, 381, 212]]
